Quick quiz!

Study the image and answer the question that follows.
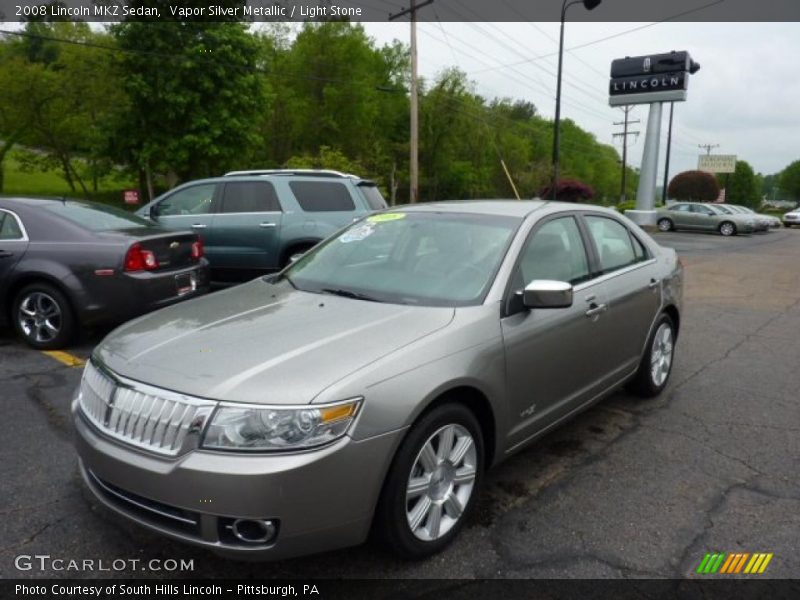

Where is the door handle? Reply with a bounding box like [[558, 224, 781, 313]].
[[648, 278, 660, 289], [0, 250, 13, 259], [585, 303, 608, 318], [259, 222, 277, 228], [191, 224, 207, 229]]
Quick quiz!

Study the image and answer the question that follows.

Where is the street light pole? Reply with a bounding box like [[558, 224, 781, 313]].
[[551, 0, 601, 201]]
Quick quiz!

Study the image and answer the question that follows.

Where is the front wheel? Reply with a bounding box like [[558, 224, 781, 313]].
[[376, 403, 484, 559], [657, 218, 674, 232], [719, 221, 737, 236], [627, 313, 676, 398]]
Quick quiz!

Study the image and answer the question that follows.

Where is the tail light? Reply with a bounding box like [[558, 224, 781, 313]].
[[124, 243, 159, 272], [191, 238, 204, 260]]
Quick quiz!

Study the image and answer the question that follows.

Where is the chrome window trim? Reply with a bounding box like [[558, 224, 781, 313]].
[[573, 258, 657, 291], [0, 208, 30, 242]]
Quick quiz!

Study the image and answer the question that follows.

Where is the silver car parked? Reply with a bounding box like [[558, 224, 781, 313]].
[[657, 202, 756, 236], [72, 201, 683, 560]]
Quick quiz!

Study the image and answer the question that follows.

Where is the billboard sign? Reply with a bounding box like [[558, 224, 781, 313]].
[[609, 51, 699, 106], [698, 155, 737, 174]]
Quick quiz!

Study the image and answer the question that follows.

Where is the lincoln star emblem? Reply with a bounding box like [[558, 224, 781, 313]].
[[169, 241, 180, 249], [643, 57, 651, 73]]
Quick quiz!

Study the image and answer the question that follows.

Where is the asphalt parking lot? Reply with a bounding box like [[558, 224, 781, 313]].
[[2, 228, 799, 579]]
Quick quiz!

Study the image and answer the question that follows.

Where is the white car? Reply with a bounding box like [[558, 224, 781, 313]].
[[783, 209, 800, 228]]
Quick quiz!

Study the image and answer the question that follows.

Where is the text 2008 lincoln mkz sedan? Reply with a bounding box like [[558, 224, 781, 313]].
[[73, 201, 683, 560]]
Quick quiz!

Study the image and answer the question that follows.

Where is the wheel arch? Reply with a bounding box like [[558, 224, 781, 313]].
[[5, 272, 78, 321]]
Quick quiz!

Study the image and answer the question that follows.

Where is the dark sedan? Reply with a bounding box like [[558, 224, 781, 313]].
[[0, 197, 209, 349]]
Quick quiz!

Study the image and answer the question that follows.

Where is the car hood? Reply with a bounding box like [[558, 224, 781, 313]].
[[94, 279, 455, 405]]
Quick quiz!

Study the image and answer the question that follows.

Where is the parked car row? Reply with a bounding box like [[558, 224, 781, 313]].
[[656, 202, 783, 236], [4, 176, 685, 562]]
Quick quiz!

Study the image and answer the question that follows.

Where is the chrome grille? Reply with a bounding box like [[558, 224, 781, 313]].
[[78, 361, 217, 456]]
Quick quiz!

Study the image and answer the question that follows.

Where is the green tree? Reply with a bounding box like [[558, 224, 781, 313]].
[[779, 160, 800, 202], [111, 5, 264, 196], [717, 160, 759, 207]]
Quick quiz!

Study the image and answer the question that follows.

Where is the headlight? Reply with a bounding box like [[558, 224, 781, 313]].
[[201, 398, 361, 451]]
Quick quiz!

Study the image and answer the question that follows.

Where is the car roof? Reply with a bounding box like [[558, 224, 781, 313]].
[[393, 199, 620, 219]]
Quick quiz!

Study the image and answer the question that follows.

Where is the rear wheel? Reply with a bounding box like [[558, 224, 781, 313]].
[[12, 283, 75, 350], [657, 218, 673, 232], [376, 403, 484, 559], [627, 313, 675, 398], [719, 221, 737, 236]]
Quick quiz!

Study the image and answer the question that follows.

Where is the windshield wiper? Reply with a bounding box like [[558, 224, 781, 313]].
[[320, 288, 382, 303]]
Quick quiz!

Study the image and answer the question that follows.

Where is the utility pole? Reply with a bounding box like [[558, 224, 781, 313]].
[[612, 106, 640, 203], [698, 143, 719, 155], [390, 0, 433, 203], [662, 102, 675, 204]]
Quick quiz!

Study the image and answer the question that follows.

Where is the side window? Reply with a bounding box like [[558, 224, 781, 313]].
[[585, 216, 639, 273], [517, 217, 590, 286], [358, 184, 388, 210], [290, 181, 356, 212], [0, 212, 24, 240], [158, 184, 216, 216], [671, 204, 690, 212], [690, 204, 713, 215], [220, 182, 280, 213], [630, 232, 648, 262]]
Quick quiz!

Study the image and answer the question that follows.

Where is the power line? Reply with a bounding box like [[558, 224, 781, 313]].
[[465, 0, 728, 76]]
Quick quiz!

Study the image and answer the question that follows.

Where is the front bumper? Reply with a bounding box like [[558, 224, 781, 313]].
[[73, 404, 403, 560]]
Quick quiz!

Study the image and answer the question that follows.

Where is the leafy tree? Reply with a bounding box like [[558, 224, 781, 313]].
[[668, 170, 720, 202], [111, 3, 264, 196], [779, 160, 800, 202], [716, 160, 759, 208]]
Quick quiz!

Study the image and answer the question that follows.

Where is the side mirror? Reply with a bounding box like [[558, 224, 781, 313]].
[[521, 280, 573, 309]]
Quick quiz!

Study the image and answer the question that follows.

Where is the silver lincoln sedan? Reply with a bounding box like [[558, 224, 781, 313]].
[[73, 201, 683, 560]]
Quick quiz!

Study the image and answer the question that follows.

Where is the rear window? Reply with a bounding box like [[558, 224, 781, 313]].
[[358, 183, 388, 210], [44, 201, 152, 231], [221, 181, 281, 213], [289, 181, 355, 212]]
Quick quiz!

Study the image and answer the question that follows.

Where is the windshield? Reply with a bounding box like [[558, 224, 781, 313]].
[[285, 211, 520, 307], [44, 200, 153, 231]]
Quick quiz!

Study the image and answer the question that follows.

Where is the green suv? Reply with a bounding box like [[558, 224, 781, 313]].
[[137, 170, 387, 283]]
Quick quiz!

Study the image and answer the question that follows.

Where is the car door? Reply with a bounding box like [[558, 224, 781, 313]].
[[211, 180, 283, 276], [668, 203, 695, 229], [0, 209, 29, 290], [152, 182, 219, 251], [582, 214, 661, 373], [689, 204, 718, 230], [500, 215, 613, 449]]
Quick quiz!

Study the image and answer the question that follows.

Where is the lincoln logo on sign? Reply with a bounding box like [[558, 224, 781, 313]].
[[609, 51, 699, 107], [643, 57, 651, 73], [610, 73, 684, 94]]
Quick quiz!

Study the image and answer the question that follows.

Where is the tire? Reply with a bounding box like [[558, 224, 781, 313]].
[[376, 403, 484, 559], [12, 283, 76, 350], [627, 313, 676, 398], [657, 218, 673, 232], [281, 243, 316, 268], [718, 221, 736, 236]]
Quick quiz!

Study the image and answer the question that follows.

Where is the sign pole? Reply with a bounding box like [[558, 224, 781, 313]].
[[627, 102, 663, 228]]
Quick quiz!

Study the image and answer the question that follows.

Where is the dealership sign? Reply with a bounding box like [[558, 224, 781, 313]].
[[698, 154, 737, 174], [123, 189, 140, 205], [609, 51, 700, 106]]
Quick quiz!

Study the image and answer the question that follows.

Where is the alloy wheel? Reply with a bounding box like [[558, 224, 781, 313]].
[[18, 292, 62, 343], [657, 219, 672, 232], [720, 222, 735, 236], [650, 322, 674, 387], [405, 424, 477, 541]]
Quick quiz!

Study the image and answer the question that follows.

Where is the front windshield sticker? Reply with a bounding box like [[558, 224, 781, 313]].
[[339, 222, 375, 243], [367, 213, 406, 223]]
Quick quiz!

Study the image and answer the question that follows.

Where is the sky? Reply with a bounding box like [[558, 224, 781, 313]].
[[362, 21, 800, 184]]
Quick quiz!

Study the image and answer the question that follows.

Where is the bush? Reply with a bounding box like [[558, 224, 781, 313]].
[[615, 200, 636, 213], [668, 170, 720, 202], [538, 179, 595, 202]]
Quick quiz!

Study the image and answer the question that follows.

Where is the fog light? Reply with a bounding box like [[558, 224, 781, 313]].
[[229, 519, 277, 544]]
